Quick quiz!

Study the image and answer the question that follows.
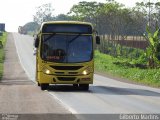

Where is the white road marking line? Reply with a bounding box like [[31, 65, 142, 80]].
[[48, 92, 77, 114], [13, 33, 36, 84], [14, 33, 77, 113]]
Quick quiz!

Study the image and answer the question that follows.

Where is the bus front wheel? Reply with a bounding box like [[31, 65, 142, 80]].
[[41, 83, 49, 90], [37, 81, 40, 86]]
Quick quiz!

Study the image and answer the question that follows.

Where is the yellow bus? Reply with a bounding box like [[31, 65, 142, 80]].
[[34, 21, 100, 90]]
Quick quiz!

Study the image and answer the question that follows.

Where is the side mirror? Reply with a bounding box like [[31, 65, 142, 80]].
[[34, 36, 39, 48], [96, 36, 100, 44]]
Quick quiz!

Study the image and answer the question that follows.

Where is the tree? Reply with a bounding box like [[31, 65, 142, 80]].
[[144, 24, 160, 68], [131, 6, 147, 35], [68, 1, 103, 22], [22, 22, 40, 34], [155, 2, 160, 26], [135, 0, 160, 30], [96, 0, 127, 35], [54, 14, 71, 21], [33, 3, 54, 24]]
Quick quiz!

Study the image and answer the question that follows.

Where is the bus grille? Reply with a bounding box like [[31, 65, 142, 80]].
[[68, 72, 78, 74], [50, 66, 83, 70], [57, 77, 76, 81]]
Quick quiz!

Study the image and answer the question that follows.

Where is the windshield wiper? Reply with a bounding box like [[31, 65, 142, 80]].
[[43, 33, 56, 42], [68, 33, 81, 44]]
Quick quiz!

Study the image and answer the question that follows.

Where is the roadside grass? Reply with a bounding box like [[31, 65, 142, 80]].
[[0, 32, 7, 80], [94, 50, 160, 87]]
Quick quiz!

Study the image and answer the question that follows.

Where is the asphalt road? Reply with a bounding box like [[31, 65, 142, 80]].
[[13, 33, 160, 114], [0, 33, 77, 120]]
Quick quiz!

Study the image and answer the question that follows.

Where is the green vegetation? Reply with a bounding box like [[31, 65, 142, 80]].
[[99, 39, 145, 59], [22, 22, 39, 35], [23, 0, 160, 36], [144, 24, 160, 68], [94, 50, 160, 87], [0, 32, 7, 80], [20, 0, 160, 87], [94, 24, 160, 87]]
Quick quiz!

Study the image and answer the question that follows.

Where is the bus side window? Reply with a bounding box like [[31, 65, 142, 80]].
[[34, 36, 39, 48]]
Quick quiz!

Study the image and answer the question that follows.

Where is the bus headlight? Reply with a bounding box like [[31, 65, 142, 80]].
[[43, 68, 51, 74], [82, 67, 92, 75], [82, 70, 88, 75]]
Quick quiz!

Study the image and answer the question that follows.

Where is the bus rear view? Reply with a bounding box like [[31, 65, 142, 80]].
[[34, 21, 100, 90]]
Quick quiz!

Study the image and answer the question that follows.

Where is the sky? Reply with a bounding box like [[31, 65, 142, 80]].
[[0, 0, 140, 32]]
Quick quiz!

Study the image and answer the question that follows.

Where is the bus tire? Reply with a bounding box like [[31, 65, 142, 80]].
[[79, 84, 89, 90], [41, 83, 49, 90], [37, 82, 40, 86]]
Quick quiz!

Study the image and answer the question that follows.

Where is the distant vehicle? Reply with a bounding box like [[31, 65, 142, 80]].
[[0, 23, 5, 32], [34, 21, 100, 90], [18, 26, 27, 34]]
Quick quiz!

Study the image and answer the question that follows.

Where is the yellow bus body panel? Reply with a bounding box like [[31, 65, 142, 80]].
[[36, 21, 94, 85], [37, 60, 94, 84]]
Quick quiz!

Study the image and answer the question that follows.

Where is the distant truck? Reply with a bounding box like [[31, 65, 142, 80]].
[[0, 23, 5, 32], [18, 26, 27, 34], [0, 23, 5, 36]]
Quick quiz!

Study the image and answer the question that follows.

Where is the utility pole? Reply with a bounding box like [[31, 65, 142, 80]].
[[148, 0, 151, 27]]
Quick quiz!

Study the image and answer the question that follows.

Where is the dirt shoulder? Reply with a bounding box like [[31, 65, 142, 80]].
[[0, 33, 77, 120]]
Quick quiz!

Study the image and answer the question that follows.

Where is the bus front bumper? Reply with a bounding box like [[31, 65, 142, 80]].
[[38, 72, 93, 84]]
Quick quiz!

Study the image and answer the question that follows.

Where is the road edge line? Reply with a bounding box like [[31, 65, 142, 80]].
[[13, 33, 36, 84], [48, 92, 77, 114]]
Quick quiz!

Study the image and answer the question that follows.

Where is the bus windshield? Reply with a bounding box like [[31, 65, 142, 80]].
[[41, 34, 93, 63]]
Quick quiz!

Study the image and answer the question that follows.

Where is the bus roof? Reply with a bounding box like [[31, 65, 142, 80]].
[[39, 21, 93, 33], [41, 21, 92, 26]]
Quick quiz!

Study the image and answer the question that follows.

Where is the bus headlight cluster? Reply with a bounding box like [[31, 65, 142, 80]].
[[82, 67, 92, 75], [82, 70, 88, 75], [43, 67, 51, 74]]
